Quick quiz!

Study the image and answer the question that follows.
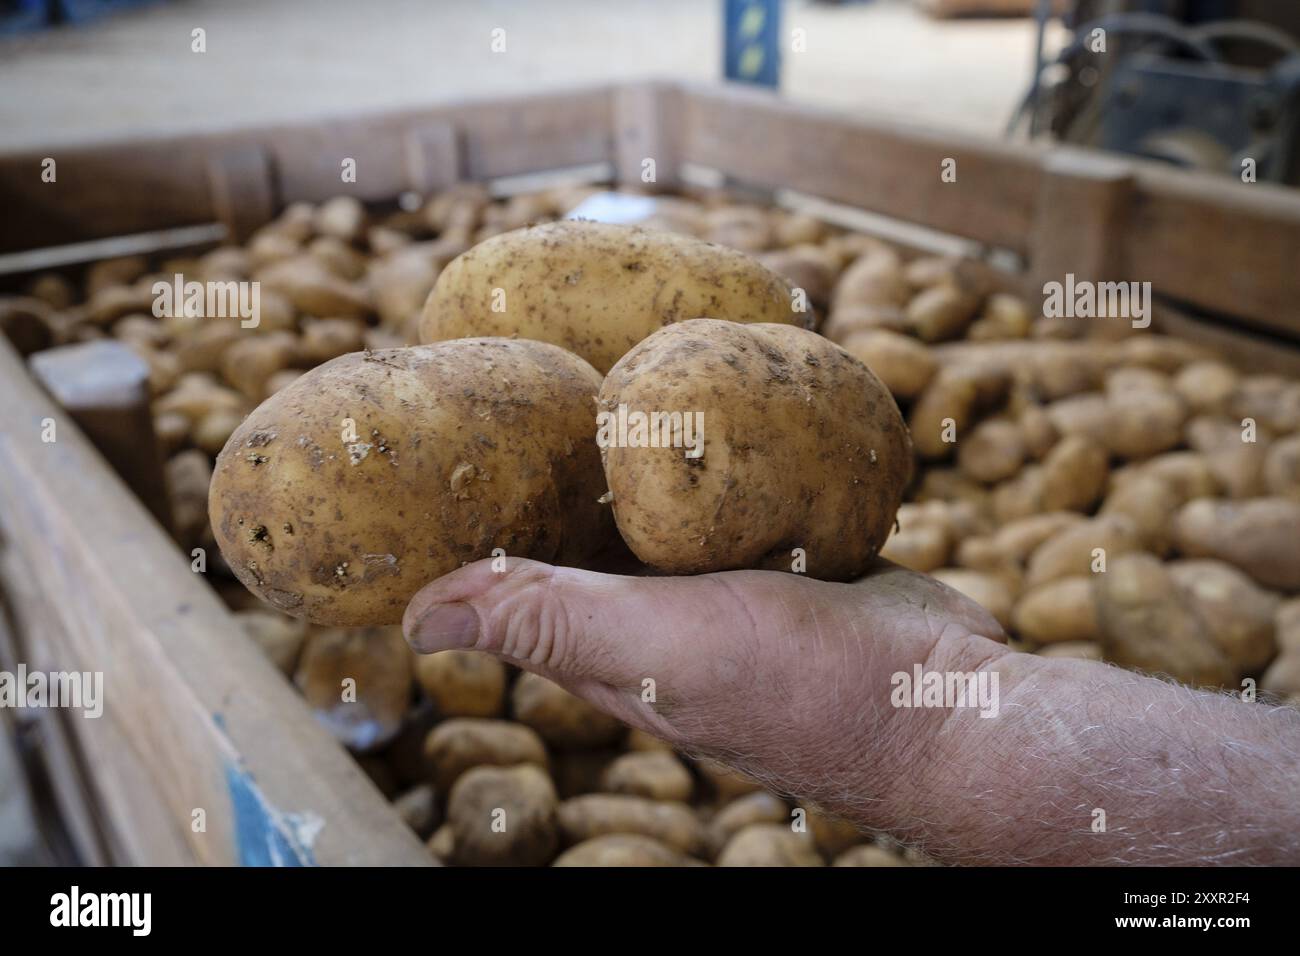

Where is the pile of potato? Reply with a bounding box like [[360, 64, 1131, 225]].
[[5, 180, 1298, 866]]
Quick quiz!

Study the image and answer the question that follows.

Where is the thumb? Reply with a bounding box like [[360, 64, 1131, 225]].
[[402, 557, 731, 690]]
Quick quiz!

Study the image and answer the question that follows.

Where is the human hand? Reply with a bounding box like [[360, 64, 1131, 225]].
[[404, 558, 1300, 866]]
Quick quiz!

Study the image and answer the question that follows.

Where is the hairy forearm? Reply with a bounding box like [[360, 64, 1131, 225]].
[[869, 650, 1300, 866]]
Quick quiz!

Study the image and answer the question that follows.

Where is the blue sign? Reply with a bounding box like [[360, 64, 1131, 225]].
[[724, 0, 781, 89]]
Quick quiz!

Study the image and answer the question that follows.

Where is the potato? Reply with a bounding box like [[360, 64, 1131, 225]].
[[198, 246, 251, 282], [1100, 473, 1181, 555], [717, 823, 823, 867], [599, 751, 693, 802], [307, 235, 368, 280], [248, 232, 299, 268], [197, 410, 245, 459], [553, 834, 695, 867], [1103, 389, 1186, 460], [423, 717, 548, 791], [833, 844, 910, 867], [757, 246, 835, 307], [905, 283, 980, 343], [1024, 514, 1140, 589], [880, 521, 950, 574], [166, 448, 213, 548], [1278, 598, 1300, 652], [312, 196, 367, 244], [1045, 393, 1114, 444], [413, 650, 507, 719], [910, 364, 1010, 460], [297, 317, 365, 365], [511, 673, 624, 749], [1018, 405, 1058, 460], [419, 221, 806, 373], [220, 331, 301, 402], [1133, 451, 1220, 501], [830, 249, 908, 311], [369, 243, 445, 329], [234, 609, 307, 675], [87, 255, 148, 297], [968, 293, 1031, 341], [598, 320, 910, 579], [26, 272, 76, 310], [1230, 376, 1300, 434], [991, 464, 1046, 523], [957, 418, 1027, 485], [1168, 560, 1279, 673], [1265, 434, 1300, 500], [208, 340, 614, 625], [1261, 653, 1300, 702], [1186, 417, 1268, 499], [447, 764, 558, 866], [393, 783, 439, 838], [172, 321, 243, 374], [258, 255, 373, 320], [987, 511, 1084, 566], [1173, 498, 1300, 591], [840, 329, 938, 400], [1040, 435, 1108, 513], [557, 795, 706, 855], [293, 626, 413, 751], [707, 792, 790, 856], [154, 411, 190, 455], [1094, 553, 1235, 687], [930, 568, 1014, 629], [821, 303, 910, 342], [1011, 577, 1099, 644], [1105, 365, 1171, 397]]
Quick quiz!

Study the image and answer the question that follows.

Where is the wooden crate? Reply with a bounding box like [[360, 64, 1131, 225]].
[[2, 80, 1298, 865]]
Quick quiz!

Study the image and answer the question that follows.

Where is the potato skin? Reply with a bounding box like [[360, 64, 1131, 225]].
[[419, 221, 808, 373], [208, 340, 613, 625], [598, 320, 911, 579]]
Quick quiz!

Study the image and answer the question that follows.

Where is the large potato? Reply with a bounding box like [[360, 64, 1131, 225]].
[[208, 339, 613, 625], [419, 221, 808, 373], [598, 320, 911, 578]]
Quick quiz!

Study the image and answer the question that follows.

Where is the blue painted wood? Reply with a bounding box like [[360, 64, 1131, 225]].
[[0, 0, 48, 36], [723, 0, 781, 89]]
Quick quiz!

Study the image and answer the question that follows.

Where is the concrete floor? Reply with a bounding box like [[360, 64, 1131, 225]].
[[0, 0, 1060, 150]]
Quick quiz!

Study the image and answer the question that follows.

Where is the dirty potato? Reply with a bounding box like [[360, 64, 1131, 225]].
[[419, 221, 808, 373], [598, 320, 911, 578], [207, 340, 614, 625]]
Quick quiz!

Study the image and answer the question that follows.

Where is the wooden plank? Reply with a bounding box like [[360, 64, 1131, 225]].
[[1126, 167, 1300, 340], [28, 341, 173, 535], [206, 145, 278, 244], [1027, 147, 1135, 292], [0, 86, 616, 254], [1152, 302, 1300, 378], [677, 82, 1045, 255], [0, 338, 431, 866], [614, 82, 684, 192], [1, 548, 114, 866]]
